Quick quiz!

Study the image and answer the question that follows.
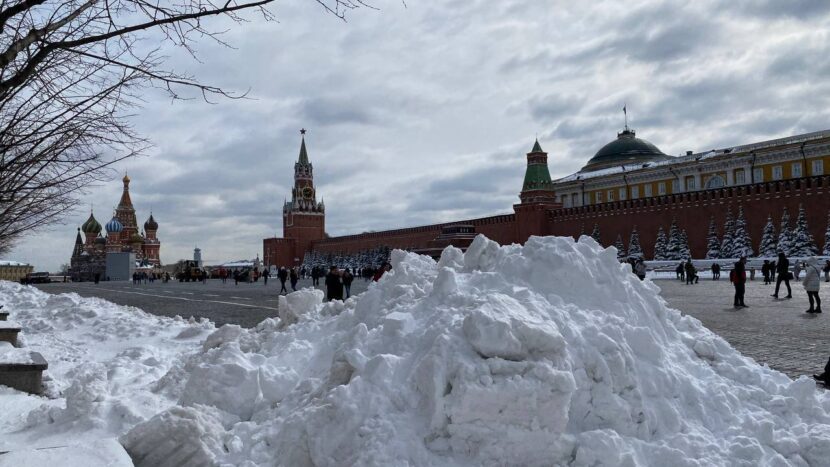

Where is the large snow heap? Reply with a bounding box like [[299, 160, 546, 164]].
[[123, 235, 830, 466], [3, 234, 830, 466]]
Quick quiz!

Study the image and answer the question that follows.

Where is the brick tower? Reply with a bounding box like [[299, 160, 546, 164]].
[[514, 139, 561, 242], [283, 129, 326, 256]]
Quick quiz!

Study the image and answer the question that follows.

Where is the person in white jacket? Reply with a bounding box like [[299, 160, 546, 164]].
[[803, 257, 822, 314]]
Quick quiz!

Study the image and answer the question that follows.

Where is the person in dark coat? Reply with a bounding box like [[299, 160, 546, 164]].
[[684, 261, 698, 284], [311, 267, 320, 286], [761, 260, 771, 285], [277, 267, 289, 294], [342, 268, 354, 298], [732, 256, 747, 308], [772, 252, 792, 299], [325, 266, 343, 301], [711, 263, 721, 281], [290, 267, 299, 291]]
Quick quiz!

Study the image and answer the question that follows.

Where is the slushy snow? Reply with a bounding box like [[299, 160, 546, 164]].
[[3, 234, 830, 466]]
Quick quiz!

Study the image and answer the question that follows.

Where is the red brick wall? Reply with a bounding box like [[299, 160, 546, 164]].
[[263, 237, 296, 268], [547, 176, 830, 258], [312, 214, 518, 254]]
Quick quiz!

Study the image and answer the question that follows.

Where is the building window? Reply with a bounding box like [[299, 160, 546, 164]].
[[735, 169, 745, 184], [685, 176, 696, 191], [619, 188, 626, 200], [571, 193, 579, 207], [792, 162, 802, 178], [753, 168, 763, 182], [607, 190, 614, 201], [705, 175, 725, 189], [596, 191, 603, 203], [631, 186, 639, 199], [658, 182, 666, 195], [813, 159, 824, 176], [644, 184, 653, 197], [772, 166, 783, 180], [671, 179, 680, 192], [561, 195, 569, 207]]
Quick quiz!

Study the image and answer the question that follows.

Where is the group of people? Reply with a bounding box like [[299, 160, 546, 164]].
[[730, 253, 827, 313], [131, 271, 170, 284], [674, 260, 707, 283], [325, 262, 392, 301]]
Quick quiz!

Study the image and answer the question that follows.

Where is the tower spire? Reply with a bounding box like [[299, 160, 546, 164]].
[[298, 128, 309, 165]]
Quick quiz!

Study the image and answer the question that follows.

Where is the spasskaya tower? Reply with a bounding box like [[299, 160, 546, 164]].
[[263, 129, 326, 267]]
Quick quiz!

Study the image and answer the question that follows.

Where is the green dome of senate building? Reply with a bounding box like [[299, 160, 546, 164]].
[[581, 128, 670, 172]]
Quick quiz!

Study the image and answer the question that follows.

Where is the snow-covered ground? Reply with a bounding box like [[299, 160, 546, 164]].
[[2, 235, 830, 466]]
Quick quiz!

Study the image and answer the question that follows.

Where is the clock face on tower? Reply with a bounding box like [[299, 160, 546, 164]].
[[302, 187, 314, 199]]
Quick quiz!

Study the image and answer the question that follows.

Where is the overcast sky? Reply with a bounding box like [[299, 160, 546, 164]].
[[8, 0, 830, 271]]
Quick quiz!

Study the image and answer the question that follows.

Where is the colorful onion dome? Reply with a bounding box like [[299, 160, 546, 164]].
[[130, 232, 143, 244], [144, 213, 158, 231], [81, 212, 102, 234], [106, 216, 123, 233]]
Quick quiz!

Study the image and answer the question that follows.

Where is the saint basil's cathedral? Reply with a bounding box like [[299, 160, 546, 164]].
[[69, 174, 161, 281]]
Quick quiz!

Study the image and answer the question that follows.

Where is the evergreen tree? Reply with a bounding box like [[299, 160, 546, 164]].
[[653, 226, 668, 261], [628, 226, 644, 259], [614, 234, 626, 260], [591, 223, 601, 245], [731, 206, 754, 257], [790, 204, 818, 257], [665, 218, 683, 260], [758, 214, 777, 258], [824, 210, 830, 256], [777, 207, 793, 255], [679, 229, 691, 259], [705, 216, 720, 259], [720, 207, 735, 259]]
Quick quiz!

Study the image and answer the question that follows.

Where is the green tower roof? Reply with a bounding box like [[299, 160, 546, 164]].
[[298, 135, 309, 165], [522, 140, 553, 191]]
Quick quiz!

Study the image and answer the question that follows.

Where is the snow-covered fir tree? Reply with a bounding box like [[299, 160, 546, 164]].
[[730, 206, 754, 257], [758, 215, 777, 258], [591, 224, 601, 245], [705, 216, 720, 259], [653, 226, 668, 260], [628, 226, 644, 259], [777, 207, 793, 255], [679, 229, 691, 259], [665, 219, 683, 260], [614, 235, 626, 260], [790, 204, 818, 257], [823, 210, 830, 256], [720, 208, 735, 259]]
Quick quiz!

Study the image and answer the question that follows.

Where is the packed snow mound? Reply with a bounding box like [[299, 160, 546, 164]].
[[122, 235, 830, 466], [0, 281, 213, 451]]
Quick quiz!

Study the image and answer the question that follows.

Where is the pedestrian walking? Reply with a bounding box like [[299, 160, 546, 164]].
[[234, 270, 239, 286], [685, 261, 698, 284], [711, 263, 721, 280], [804, 257, 822, 314], [825, 260, 830, 283], [262, 268, 270, 285], [311, 267, 320, 286], [343, 268, 354, 298], [278, 267, 289, 294], [290, 267, 299, 291], [326, 266, 344, 301], [634, 259, 646, 281], [813, 356, 830, 384], [731, 256, 748, 308], [676, 261, 685, 281], [762, 260, 771, 285], [772, 252, 792, 299]]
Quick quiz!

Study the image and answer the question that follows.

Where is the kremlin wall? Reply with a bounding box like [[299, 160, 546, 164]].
[[267, 127, 830, 266]]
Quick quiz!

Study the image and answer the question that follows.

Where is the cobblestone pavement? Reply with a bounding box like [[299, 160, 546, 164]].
[[32, 275, 827, 379], [34, 278, 372, 328], [656, 277, 828, 379]]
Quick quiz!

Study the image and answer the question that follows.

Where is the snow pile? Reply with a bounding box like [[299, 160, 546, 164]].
[[0, 281, 214, 451], [119, 235, 830, 466]]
